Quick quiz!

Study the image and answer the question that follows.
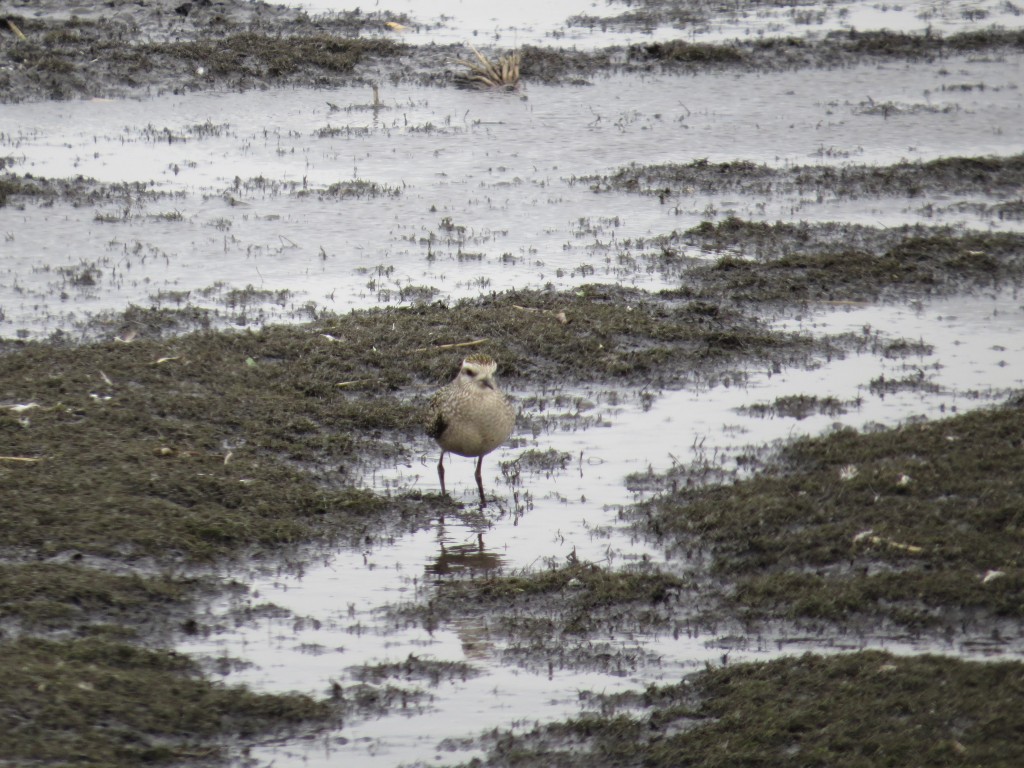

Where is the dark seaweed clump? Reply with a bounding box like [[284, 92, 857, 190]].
[[462, 651, 1024, 767], [639, 400, 1024, 630]]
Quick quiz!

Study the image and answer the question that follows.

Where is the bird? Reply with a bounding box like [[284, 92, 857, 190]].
[[426, 354, 515, 503]]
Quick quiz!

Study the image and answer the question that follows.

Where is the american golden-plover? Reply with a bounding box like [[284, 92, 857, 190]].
[[426, 354, 515, 501]]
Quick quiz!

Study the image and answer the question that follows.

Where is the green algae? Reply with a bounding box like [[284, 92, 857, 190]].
[[585, 155, 1024, 199], [0, 333, 428, 563], [640, 400, 1024, 628], [665, 221, 1024, 303], [461, 650, 1024, 767], [0, 563, 197, 634], [0, 318, 437, 763], [0, 636, 331, 767]]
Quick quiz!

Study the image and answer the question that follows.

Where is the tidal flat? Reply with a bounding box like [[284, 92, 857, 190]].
[[2, 0, 1024, 765]]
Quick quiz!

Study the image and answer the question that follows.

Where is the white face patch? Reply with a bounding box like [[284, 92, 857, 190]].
[[460, 359, 497, 387]]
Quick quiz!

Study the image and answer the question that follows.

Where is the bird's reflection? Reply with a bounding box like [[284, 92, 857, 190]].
[[449, 617, 494, 660], [427, 522, 507, 580]]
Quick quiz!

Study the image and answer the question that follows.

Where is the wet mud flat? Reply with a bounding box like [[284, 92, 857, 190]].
[[457, 651, 1024, 766], [0, 287, 823, 764], [2, 0, 1024, 101], [3, 139, 1024, 766], [3, 0, 1024, 765], [3, 289, 1024, 764], [386, 399, 1024, 766]]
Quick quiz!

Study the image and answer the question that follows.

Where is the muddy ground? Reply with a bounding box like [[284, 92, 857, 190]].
[[3, 0, 1024, 765], [2, 0, 1024, 102]]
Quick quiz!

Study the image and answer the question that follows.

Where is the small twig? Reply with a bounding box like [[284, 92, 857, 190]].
[[412, 338, 489, 353], [470, 44, 502, 81], [5, 402, 40, 413], [0, 456, 42, 463], [512, 305, 569, 324], [336, 378, 381, 388], [6, 19, 27, 41]]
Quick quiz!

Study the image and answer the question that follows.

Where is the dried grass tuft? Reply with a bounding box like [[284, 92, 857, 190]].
[[456, 44, 521, 90]]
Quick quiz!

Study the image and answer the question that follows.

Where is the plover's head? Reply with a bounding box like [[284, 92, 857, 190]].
[[457, 354, 499, 389]]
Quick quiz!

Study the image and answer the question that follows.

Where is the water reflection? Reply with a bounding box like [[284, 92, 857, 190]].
[[426, 528, 507, 580]]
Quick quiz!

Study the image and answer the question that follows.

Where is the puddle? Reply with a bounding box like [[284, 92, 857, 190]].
[[177, 287, 1024, 766], [3, 56, 1022, 338]]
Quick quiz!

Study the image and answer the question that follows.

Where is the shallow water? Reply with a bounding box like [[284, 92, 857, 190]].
[[3, 56, 1022, 338], [289, 0, 1024, 47]]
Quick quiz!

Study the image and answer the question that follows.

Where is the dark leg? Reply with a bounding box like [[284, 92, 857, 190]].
[[437, 451, 447, 495], [475, 456, 486, 507]]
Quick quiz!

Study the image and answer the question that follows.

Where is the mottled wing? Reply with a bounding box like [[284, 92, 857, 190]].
[[427, 411, 448, 441], [425, 391, 448, 441]]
